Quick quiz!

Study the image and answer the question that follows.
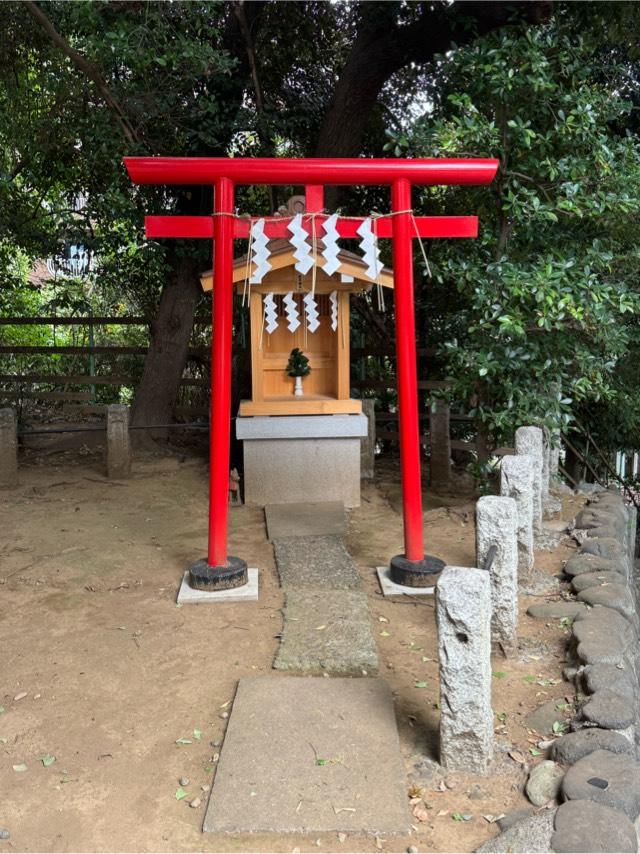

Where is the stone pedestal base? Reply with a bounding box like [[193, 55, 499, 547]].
[[236, 414, 368, 508]]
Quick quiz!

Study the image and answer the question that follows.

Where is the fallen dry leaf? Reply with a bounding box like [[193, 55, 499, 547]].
[[412, 803, 430, 823]]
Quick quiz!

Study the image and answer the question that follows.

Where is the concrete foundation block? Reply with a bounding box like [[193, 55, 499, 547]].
[[360, 399, 375, 480], [436, 566, 493, 775], [500, 453, 535, 576], [515, 426, 544, 535], [0, 408, 18, 488], [177, 569, 259, 604], [476, 495, 519, 656], [106, 404, 131, 479], [376, 566, 435, 597], [238, 415, 367, 508]]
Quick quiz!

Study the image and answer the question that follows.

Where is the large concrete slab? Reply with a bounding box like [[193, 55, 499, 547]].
[[274, 589, 378, 675], [273, 535, 362, 589], [203, 676, 410, 834], [265, 502, 346, 541]]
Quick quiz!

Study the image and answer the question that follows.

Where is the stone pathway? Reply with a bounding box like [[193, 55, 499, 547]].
[[269, 503, 379, 675]]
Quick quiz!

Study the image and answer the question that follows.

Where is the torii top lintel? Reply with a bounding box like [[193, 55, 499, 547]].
[[124, 156, 498, 187]]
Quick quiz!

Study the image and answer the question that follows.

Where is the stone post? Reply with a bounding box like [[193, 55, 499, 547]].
[[476, 496, 519, 656], [0, 408, 18, 488], [541, 427, 551, 504], [429, 400, 451, 487], [543, 426, 563, 516], [360, 399, 375, 480], [500, 454, 534, 575], [107, 404, 131, 479], [515, 426, 543, 535], [436, 566, 493, 774]]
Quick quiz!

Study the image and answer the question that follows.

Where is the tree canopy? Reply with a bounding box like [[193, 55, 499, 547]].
[[1, 0, 639, 467]]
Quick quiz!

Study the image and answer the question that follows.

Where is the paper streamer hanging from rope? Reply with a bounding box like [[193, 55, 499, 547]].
[[329, 290, 338, 332], [303, 292, 320, 333], [248, 219, 271, 284], [263, 293, 278, 334], [356, 217, 383, 281], [283, 292, 300, 333], [288, 213, 315, 275], [321, 213, 341, 276]]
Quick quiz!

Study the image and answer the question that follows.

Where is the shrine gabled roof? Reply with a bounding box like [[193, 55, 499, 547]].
[[200, 239, 394, 292]]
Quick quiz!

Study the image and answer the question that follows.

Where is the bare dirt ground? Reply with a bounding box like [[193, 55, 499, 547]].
[[0, 444, 584, 853]]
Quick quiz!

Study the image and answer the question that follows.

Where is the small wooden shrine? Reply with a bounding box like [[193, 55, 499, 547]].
[[200, 225, 393, 418]]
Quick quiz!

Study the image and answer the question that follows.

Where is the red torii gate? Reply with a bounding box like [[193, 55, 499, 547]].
[[124, 157, 498, 590]]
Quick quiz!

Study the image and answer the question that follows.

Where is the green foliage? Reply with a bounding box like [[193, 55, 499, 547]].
[[387, 13, 640, 449], [286, 348, 311, 378]]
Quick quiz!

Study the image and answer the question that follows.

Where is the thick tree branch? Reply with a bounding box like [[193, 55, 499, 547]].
[[23, 1, 141, 146], [315, 1, 552, 158]]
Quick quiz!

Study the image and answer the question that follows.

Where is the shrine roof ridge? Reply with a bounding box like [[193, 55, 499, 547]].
[[124, 156, 499, 187]]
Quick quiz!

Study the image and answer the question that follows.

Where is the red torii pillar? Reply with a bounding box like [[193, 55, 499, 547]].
[[124, 157, 498, 590]]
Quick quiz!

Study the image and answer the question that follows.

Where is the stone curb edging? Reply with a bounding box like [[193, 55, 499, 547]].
[[477, 489, 640, 853], [549, 489, 640, 853]]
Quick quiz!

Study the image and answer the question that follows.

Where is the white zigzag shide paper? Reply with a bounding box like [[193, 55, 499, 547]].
[[321, 213, 341, 276], [249, 219, 272, 284], [263, 292, 278, 334], [288, 214, 315, 275], [303, 292, 320, 333], [329, 290, 338, 331], [283, 292, 301, 333], [356, 217, 383, 281]]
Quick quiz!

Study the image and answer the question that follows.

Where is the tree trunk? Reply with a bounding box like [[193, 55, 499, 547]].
[[131, 255, 202, 433]]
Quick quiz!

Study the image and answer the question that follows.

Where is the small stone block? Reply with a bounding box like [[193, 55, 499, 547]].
[[176, 569, 259, 604], [376, 566, 434, 597]]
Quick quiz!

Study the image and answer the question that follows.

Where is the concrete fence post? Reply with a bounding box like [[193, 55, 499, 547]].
[[476, 495, 519, 656], [436, 566, 493, 775], [429, 400, 451, 487], [515, 426, 543, 535], [0, 408, 18, 488], [107, 404, 131, 479], [360, 399, 375, 480], [500, 454, 534, 575]]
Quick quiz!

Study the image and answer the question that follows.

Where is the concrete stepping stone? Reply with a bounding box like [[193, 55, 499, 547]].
[[552, 800, 638, 853], [274, 589, 378, 675], [561, 749, 640, 821], [265, 502, 346, 540], [202, 676, 410, 833], [273, 535, 362, 590]]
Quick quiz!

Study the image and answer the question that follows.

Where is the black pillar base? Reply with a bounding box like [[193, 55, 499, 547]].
[[389, 553, 445, 588], [188, 556, 248, 591]]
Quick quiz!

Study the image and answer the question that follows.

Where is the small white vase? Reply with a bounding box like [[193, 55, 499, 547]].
[[294, 376, 304, 396]]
